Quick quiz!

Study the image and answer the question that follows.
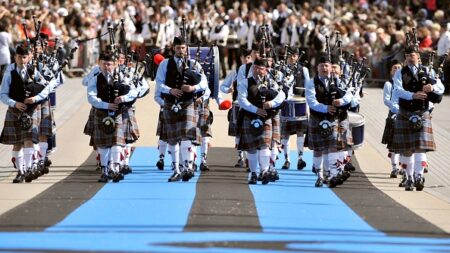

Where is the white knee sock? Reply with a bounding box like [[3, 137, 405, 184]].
[[38, 142, 48, 161], [403, 155, 414, 179], [281, 138, 290, 161], [313, 155, 323, 178], [296, 136, 304, 159], [123, 144, 132, 166], [168, 144, 180, 173], [414, 153, 426, 176], [328, 152, 340, 178], [158, 140, 167, 158], [180, 140, 193, 171], [97, 147, 111, 168], [23, 147, 34, 170], [259, 148, 271, 173], [247, 152, 258, 173], [390, 152, 399, 170], [12, 149, 24, 174], [201, 137, 209, 163], [270, 145, 278, 165], [323, 154, 329, 173]]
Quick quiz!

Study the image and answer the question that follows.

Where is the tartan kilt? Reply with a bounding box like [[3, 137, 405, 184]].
[[237, 114, 272, 151], [123, 107, 140, 143], [381, 111, 395, 147], [156, 109, 164, 136], [271, 113, 281, 144], [162, 102, 197, 145], [281, 118, 308, 138], [83, 107, 95, 136], [0, 105, 41, 145], [307, 114, 348, 151], [391, 110, 436, 153], [91, 108, 125, 147], [39, 99, 54, 137], [197, 102, 212, 137]]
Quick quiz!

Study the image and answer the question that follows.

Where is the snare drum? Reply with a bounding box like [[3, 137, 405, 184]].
[[189, 46, 220, 99], [231, 101, 240, 125], [348, 112, 365, 149], [281, 98, 307, 121]]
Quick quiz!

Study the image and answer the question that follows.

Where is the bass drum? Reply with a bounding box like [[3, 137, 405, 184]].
[[189, 46, 220, 99]]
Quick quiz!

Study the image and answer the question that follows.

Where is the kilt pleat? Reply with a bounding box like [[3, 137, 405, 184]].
[[237, 114, 272, 151], [162, 102, 197, 145], [123, 107, 140, 143], [0, 105, 41, 145], [83, 107, 95, 136], [91, 108, 125, 147], [281, 118, 308, 138], [307, 114, 348, 151], [391, 110, 435, 153]]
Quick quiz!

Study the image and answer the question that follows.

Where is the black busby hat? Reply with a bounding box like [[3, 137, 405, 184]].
[[16, 45, 30, 55], [240, 48, 252, 57], [173, 36, 187, 46], [330, 53, 340, 65], [183, 69, 202, 85], [99, 52, 116, 61], [404, 45, 419, 54], [288, 46, 299, 55], [253, 57, 268, 68], [316, 52, 331, 64]]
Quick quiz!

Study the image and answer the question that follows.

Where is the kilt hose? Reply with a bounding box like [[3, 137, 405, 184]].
[[237, 113, 273, 151], [122, 107, 140, 144], [272, 113, 281, 145], [162, 101, 197, 145], [391, 110, 436, 153], [91, 108, 125, 147], [39, 99, 54, 137], [0, 104, 42, 145], [307, 113, 348, 152]]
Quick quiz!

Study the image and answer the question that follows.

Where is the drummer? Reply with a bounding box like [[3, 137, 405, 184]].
[[220, 48, 253, 168], [280, 47, 310, 171]]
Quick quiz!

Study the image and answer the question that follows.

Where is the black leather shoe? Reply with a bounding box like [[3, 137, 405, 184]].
[[200, 163, 210, 171], [248, 172, 257, 184], [328, 177, 338, 188], [344, 162, 356, 171], [281, 160, 290, 170], [24, 170, 34, 183], [12, 172, 24, 183], [405, 179, 414, 191], [297, 159, 306, 170], [182, 170, 194, 182], [168, 172, 182, 182], [424, 167, 428, 173], [414, 176, 425, 191], [98, 174, 109, 183], [193, 164, 198, 172], [390, 169, 399, 178], [312, 166, 317, 175], [315, 177, 324, 187], [156, 158, 164, 170], [261, 171, 270, 185], [112, 172, 122, 183], [257, 172, 263, 181], [44, 157, 52, 168]]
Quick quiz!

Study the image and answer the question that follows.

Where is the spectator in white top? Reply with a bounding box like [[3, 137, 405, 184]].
[[437, 23, 450, 58], [0, 20, 12, 82]]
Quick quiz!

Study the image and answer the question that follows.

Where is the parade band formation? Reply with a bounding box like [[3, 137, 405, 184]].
[[0, 14, 445, 192]]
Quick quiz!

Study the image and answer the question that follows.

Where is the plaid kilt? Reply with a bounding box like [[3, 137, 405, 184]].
[[0, 105, 41, 145], [162, 102, 197, 145], [237, 114, 272, 151], [156, 108, 164, 136], [39, 99, 54, 137], [271, 113, 281, 144], [83, 107, 95, 136], [122, 107, 140, 143], [281, 118, 308, 138], [391, 110, 435, 153], [381, 111, 395, 147], [197, 102, 212, 137], [307, 114, 348, 151], [91, 108, 125, 147]]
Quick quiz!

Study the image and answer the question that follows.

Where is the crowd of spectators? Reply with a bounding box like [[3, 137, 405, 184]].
[[0, 0, 449, 91]]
